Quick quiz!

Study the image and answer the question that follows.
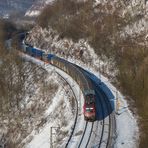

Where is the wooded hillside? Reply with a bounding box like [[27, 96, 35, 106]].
[[37, 0, 148, 147]]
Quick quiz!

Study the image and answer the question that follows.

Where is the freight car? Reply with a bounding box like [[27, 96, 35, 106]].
[[50, 56, 96, 121], [20, 43, 96, 121]]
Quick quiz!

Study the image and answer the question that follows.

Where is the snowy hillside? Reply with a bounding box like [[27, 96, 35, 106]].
[[25, 0, 148, 17], [0, 0, 39, 18], [22, 53, 139, 148], [24, 13, 141, 146], [23, 0, 148, 147], [1, 0, 147, 147], [0, 57, 77, 147], [25, 0, 54, 17]]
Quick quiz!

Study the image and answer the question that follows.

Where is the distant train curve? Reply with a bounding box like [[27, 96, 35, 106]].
[[11, 34, 97, 122]]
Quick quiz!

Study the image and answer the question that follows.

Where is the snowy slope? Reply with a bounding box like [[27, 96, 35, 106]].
[[23, 0, 144, 147], [0, 0, 54, 18], [0, 0, 39, 18], [25, 0, 54, 17], [22, 52, 139, 148], [20, 54, 84, 148]]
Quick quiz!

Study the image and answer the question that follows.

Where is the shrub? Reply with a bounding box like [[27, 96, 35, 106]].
[[38, 0, 93, 41]]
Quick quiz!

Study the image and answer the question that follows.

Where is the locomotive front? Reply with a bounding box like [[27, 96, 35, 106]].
[[83, 90, 96, 122]]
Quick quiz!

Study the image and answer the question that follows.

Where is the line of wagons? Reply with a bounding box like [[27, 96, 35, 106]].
[[21, 43, 96, 122]]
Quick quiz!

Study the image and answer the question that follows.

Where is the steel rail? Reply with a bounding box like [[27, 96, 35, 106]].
[[52, 61, 93, 147], [74, 67, 104, 148], [49, 60, 95, 147], [17, 43, 107, 148], [85, 122, 94, 147], [97, 87, 113, 148], [23, 51, 114, 148], [97, 88, 111, 148], [77, 122, 96, 148], [77, 66, 114, 148], [60, 62, 95, 148], [76, 66, 106, 148], [77, 121, 88, 148], [89, 121, 100, 145], [95, 90, 106, 148], [54, 71, 79, 148]]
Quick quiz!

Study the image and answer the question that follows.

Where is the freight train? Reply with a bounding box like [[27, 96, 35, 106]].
[[13, 34, 96, 121]]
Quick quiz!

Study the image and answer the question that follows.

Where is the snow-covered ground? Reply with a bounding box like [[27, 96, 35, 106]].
[[97, 70, 139, 148], [21, 54, 85, 148], [25, 0, 54, 17], [22, 52, 139, 148], [24, 1, 144, 146], [69, 56, 139, 148]]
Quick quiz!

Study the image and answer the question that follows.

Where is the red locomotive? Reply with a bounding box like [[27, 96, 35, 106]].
[[83, 90, 96, 121]]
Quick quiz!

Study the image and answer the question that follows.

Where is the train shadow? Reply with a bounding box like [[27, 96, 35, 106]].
[[80, 69, 115, 121]]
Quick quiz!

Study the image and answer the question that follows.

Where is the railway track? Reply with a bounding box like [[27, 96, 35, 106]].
[[16, 40, 116, 148], [78, 89, 113, 148], [77, 89, 106, 148], [57, 64, 115, 148], [53, 62, 94, 148], [86, 122, 94, 147], [53, 71, 79, 148], [52, 64, 94, 148], [78, 121, 88, 148], [96, 89, 112, 148], [29, 58, 115, 148], [77, 67, 115, 148], [49, 62, 108, 148], [77, 122, 94, 148], [25, 56, 93, 148], [95, 90, 106, 148], [21, 56, 83, 148], [96, 86, 116, 148]]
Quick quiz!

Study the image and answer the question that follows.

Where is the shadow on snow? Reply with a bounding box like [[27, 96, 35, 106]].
[[77, 66, 115, 121]]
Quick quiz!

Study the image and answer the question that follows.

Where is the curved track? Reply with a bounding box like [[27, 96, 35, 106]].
[[77, 121, 88, 148], [8, 36, 116, 148], [96, 89, 112, 148], [56, 63, 115, 148], [22, 50, 115, 148], [76, 67, 115, 148], [94, 81, 116, 148], [53, 62, 95, 148], [54, 71, 79, 148], [77, 122, 94, 148]]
